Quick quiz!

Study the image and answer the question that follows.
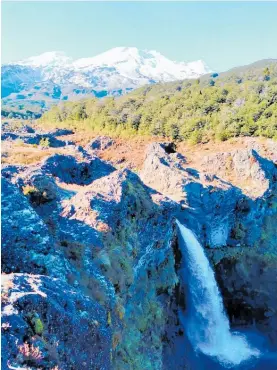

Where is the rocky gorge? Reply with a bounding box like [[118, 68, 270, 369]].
[[1, 126, 277, 370]]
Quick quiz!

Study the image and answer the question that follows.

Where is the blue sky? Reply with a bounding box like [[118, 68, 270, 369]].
[[2, 1, 277, 71]]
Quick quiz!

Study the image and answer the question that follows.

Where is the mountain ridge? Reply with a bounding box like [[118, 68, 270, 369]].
[[1, 47, 210, 113], [8, 47, 210, 75]]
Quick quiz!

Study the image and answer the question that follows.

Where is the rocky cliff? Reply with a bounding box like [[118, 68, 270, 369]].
[[2, 128, 277, 369]]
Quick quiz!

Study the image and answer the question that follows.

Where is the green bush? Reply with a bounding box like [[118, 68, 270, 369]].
[[33, 318, 44, 335], [39, 137, 50, 148]]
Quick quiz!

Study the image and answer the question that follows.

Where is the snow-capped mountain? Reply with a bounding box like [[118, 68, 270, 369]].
[[15, 51, 72, 68], [1, 47, 211, 115]]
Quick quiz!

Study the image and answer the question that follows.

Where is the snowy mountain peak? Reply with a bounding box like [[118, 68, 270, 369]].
[[2, 47, 211, 113], [72, 47, 211, 81], [73, 47, 148, 68], [9, 47, 211, 79], [15, 51, 72, 68]]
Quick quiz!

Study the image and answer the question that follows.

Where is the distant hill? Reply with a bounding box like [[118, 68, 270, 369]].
[[40, 59, 277, 143]]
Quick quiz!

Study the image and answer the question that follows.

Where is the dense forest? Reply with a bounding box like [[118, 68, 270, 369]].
[[41, 60, 277, 143]]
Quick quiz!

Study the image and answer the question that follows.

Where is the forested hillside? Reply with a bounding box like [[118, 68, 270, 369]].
[[41, 60, 277, 143]]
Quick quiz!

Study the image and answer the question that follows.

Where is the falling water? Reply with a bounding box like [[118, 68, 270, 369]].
[[176, 220, 260, 368]]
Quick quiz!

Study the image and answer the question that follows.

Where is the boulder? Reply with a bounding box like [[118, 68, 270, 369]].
[[85, 136, 115, 152]]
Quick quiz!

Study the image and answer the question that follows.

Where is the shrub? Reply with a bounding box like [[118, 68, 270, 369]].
[[188, 130, 203, 145], [39, 137, 50, 148], [22, 185, 38, 196], [33, 318, 44, 335], [22, 185, 49, 205]]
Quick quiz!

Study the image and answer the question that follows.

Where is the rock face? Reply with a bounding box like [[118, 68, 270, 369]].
[[141, 141, 277, 352], [2, 135, 277, 369], [2, 142, 182, 370], [1, 177, 60, 276], [2, 274, 111, 370], [140, 142, 239, 248], [201, 148, 276, 198], [214, 253, 277, 344]]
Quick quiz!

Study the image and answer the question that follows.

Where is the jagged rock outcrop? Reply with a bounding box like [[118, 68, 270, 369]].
[[140, 142, 239, 248], [141, 143, 277, 247], [85, 136, 115, 153], [2, 148, 184, 370], [201, 148, 276, 198], [2, 136, 277, 369], [59, 169, 182, 368], [40, 153, 115, 185]]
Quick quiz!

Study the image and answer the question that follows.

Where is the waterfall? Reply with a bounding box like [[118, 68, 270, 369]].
[[176, 220, 260, 367]]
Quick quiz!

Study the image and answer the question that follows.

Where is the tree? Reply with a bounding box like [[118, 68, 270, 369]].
[[263, 67, 270, 81]]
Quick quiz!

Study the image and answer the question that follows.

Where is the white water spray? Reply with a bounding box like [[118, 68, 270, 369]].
[[176, 220, 260, 367]]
